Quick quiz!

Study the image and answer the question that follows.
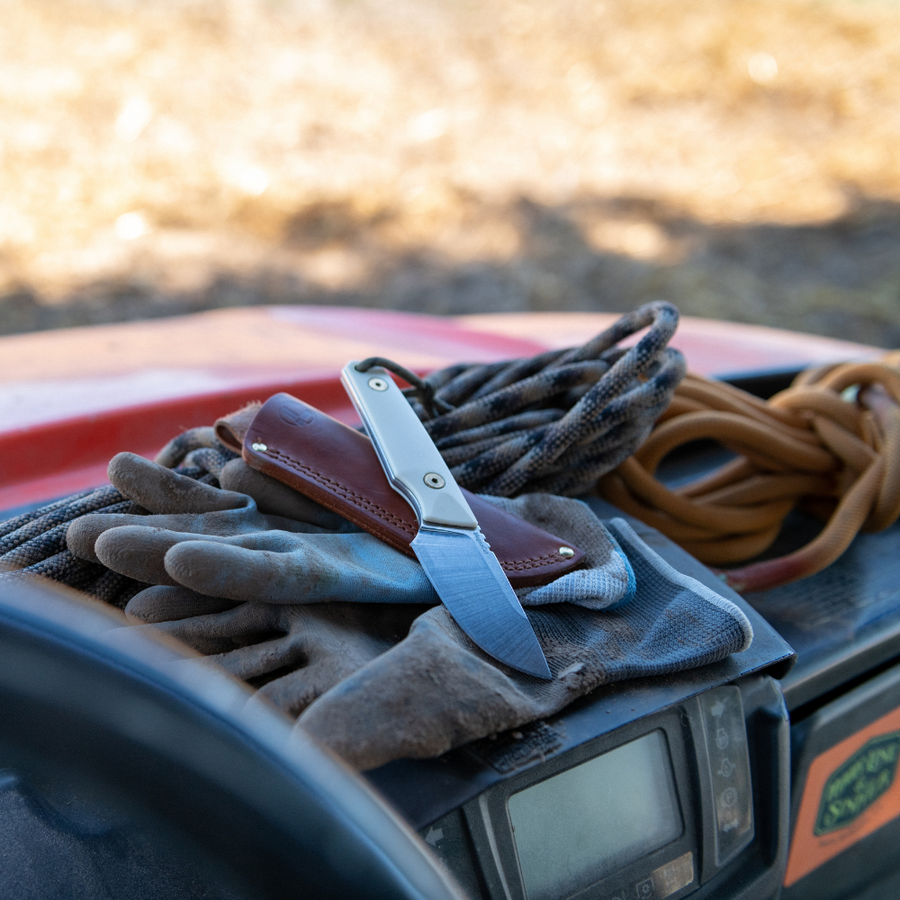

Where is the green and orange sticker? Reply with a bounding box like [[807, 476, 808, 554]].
[[785, 707, 900, 887]]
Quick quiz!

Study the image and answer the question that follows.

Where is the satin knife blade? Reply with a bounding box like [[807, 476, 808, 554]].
[[341, 361, 551, 680]]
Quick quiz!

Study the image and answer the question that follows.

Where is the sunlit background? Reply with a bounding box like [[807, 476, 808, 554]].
[[1, 0, 898, 343]]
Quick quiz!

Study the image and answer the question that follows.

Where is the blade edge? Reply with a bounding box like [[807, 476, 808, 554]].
[[412, 527, 551, 679]]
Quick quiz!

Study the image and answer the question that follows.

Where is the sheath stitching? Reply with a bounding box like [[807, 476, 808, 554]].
[[262, 448, 567, 572], [264, 448, 416, 536]]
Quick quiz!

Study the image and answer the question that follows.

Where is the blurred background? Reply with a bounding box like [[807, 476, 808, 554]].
[[1, 0, 898, 344]]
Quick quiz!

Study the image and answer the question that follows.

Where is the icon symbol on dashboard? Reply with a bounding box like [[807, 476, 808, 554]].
[[635, 878, 654, 899]]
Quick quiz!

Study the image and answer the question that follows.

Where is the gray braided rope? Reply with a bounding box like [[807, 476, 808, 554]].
[[0, 301, 684, 603], [412, 301, 685, 496]]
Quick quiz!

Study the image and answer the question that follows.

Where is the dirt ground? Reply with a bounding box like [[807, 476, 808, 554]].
[[1, 0, 899, 345]]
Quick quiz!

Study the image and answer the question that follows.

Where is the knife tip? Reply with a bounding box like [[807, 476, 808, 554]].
[[512, 654, 552, 681]]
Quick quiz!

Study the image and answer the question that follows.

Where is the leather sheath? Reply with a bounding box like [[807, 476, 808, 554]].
[[238, 393, 584, 588]]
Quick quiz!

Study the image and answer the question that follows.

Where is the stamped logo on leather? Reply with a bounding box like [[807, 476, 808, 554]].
[[279, 401, 316, 428]]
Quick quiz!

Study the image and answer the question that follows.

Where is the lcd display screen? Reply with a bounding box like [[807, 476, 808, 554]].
[[508, 730, 683, 900]]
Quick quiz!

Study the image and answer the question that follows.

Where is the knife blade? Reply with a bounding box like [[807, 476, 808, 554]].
[[341, 361, 552, 680]]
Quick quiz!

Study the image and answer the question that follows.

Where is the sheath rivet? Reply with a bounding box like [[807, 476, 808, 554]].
[[424, 472, 446, 489], [368, 377, 389, 391], [559, 546, 575, 558], [251, 442, 268, 453]]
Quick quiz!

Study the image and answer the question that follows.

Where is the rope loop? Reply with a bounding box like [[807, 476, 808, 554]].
[[356, 356, 455, 417], [599, 352, 900, 591]]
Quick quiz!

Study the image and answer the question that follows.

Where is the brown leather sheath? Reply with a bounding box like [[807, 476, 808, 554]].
[[238, 393, 584, 588]]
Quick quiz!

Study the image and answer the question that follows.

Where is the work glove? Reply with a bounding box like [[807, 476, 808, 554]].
[[69, 452, 636, 611], [297, 518, 753, 770], [66, 452, 416, 602]]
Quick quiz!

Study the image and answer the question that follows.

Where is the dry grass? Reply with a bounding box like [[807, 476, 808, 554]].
[[1, 0, 899, 343]]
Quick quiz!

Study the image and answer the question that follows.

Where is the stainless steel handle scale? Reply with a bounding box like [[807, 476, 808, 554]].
[[341, 361, 552, 680]]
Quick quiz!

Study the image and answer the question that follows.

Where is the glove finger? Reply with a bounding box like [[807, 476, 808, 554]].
[[163, 540, 298, 601], [150, 602, 280, 655], [68, 513, 163, 563], [93, 524, 267, 583], [220, 459, 347, 529], [108, 452, 252, 514], [213, 633, 307, 682], [125, 585, 239, 623], [257, 663, 344, 718], [94, 525, 191, 585], [72, 507, 315, 562], [163, 535, 437, 604]]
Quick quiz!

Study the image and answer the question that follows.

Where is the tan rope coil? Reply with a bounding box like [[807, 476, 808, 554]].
[[598, 352, 900, 592]]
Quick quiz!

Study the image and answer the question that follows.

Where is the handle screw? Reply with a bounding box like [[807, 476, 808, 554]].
[[368, 377, 389, 391], [424, 473, 446, 489], [559, 546, 575, 558]]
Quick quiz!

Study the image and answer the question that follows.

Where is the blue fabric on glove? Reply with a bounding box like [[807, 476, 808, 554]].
[[600, 517, 753, 665]]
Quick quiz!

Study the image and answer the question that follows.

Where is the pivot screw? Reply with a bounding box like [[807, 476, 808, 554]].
[[368, 377, 389, 391], [424, 473, 446, 489], [559, 546, 575, 558]]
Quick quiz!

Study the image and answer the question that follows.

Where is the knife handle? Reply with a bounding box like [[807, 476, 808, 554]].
[[341, 362, 479, 530]]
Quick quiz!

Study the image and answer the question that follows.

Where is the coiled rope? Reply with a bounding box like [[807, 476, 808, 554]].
[[7, 305, 894, 597], [599, 352, 900, 592]]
